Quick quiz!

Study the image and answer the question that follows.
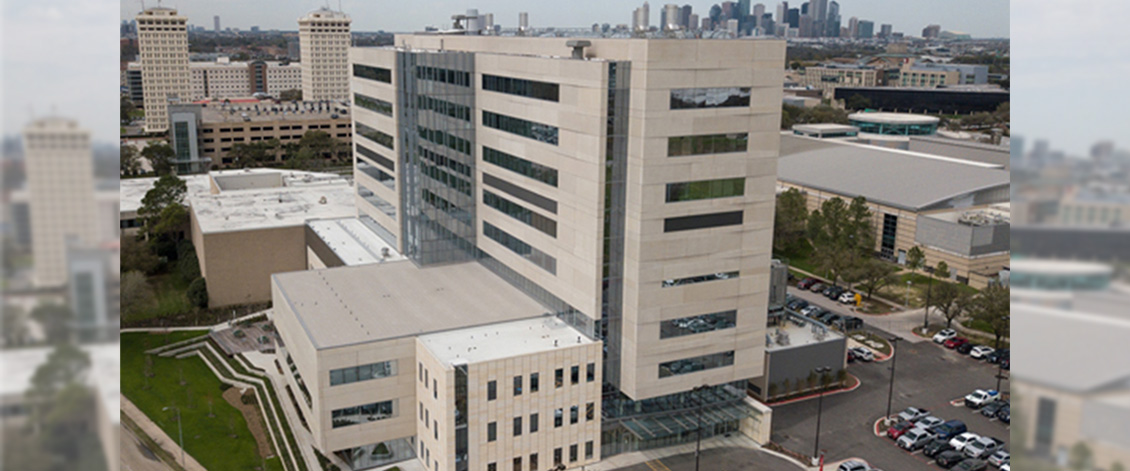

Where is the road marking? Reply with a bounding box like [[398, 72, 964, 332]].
[[644, 458, 672, 471], [949, 398, 965, 407]]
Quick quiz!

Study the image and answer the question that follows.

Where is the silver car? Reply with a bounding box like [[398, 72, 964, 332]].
[[988, 450, 1010, 467], [897, 427, 936, 451], [897, 407, 929, 422], [914, 416, 944, 430]]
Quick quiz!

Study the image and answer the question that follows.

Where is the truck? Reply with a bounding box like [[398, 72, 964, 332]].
[[964, 389, 1001, 409]]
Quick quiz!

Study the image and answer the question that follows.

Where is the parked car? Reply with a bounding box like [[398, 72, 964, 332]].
[[980, 401, 1008, 418], [997, 405, 1010, 424], [847, 349, 857, 363], [970, 345, 995, 359], [1000, 464, 1010, 471], [915, 416, 944, 430], [897, 407, 930, 422], [987, 450, 1010, 467], [822, 285, 840, 298], [838, 291, 858, 304], [787, 299, 809, 311], [986, 348, 1009, 364], [933, 328, 957, 343], [964, 389, 1001, 409], [825, 314, 843, 326], [935, 450, 967, 468], [886, 420, 915, 440], [964, 437, 1004, 459], [816, 311, 837, 323], [945, 337, 970, 349], [957, 342, 976, 354], [923, 438, 955, 458], [801, 305, 821, 317], [797, 278, 817, 289], [931, 420, 968, 441], [897, 427, 937, 450], [952, 459, 988, 471], [949, 432, 981, 452], [851, 347, 875, 362], [810, 282, 827, 292], [837, 460, 871, 471], [1001, 358, 1010, 370]]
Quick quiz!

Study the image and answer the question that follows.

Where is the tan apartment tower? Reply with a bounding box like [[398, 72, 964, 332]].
[[135, 7, 191, 133], [299, 7, 352, 101], [23, 118, 98, 287]]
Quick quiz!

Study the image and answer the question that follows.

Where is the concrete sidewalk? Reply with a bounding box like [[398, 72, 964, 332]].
[[587, 433, 807, 471], [121, 395, 207, 471]]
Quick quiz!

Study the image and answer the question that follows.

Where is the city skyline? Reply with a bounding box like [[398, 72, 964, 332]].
[[118, 0, 1009, 38]]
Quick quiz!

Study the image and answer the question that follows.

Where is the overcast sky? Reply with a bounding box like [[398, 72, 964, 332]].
[[119, 0, 1009, 38]]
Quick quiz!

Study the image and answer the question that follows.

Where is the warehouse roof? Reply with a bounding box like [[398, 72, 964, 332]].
[[778, 134, 1010, 211], [272, 262, 551, 349]]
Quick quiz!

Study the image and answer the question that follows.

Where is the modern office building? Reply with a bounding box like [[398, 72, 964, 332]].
[[23, 117, 99, 288], [299, 7, 352, 101], [899, 61, 988, 87], [124, 62, 144, 104], [847, 112, 939, 136], [186, 58, 303, 100], [135, 7, 191, 133], [799, 64, 878, 95], [834, 85, 1010, 115], [271, 34, 784, 470]]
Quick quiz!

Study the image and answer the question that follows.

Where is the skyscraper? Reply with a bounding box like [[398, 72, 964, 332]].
[[213, 15, 220, 32], [879, 23, 893, 38], [922, 24, 941, 38], [753, 3, 766, 28], [642, 1, 650, 29], [776, 1, 788, 25], [848, 17, 859, 38], [299, 7, 352, 101], [23, 117, 98, 287], [136, 7, 190, 133], [857, 20, 874, 38], [826, 0, 840, 37], [663, 4, 680, 30]]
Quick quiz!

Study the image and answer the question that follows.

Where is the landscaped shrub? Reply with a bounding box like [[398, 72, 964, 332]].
[[187, 277, 208, 309]]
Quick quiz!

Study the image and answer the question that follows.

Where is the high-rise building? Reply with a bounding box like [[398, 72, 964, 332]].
[[299, 7, 352, 101], [213, 15, 220, 33], [879, 23, 893, 38], [641, 2, 650, 29], [922, 24, 941, 38], [23, 118, 98, 287], [753, 3, 766, 28], [663, 4, 680, 30], [825, 0, 840, 37], [848, 17, 859, 38], [136, 7, 191, 133], [721, 1, 735, 21], [787, 7, 800, 27], [857, 20, 874, 39], [776, 1, 788, 25], [297, 34, 784, 469], [680, 4, 693, 29], [689, 13, 699, 30]]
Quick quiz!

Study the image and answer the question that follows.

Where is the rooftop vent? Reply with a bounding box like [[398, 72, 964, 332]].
[[566, 40, 591, 59]]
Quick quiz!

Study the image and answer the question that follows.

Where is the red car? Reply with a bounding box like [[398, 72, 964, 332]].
[[944, 337, 969, 349], [887, 420, 914, 440], [797, 278, 817, 289]]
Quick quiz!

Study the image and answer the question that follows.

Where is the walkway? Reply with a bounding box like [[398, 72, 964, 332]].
[[121, 396, 207, 471], [592, 434, 806, 471]]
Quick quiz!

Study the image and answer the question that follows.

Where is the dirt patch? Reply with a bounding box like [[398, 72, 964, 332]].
[[222, 387, 274, 459]]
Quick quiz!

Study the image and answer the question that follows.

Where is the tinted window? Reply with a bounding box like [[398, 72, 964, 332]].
[[666, 178, 745, 203], [483, 111, 559, 146], [483, 74, 560, 102], [660, 310, 738, 338], [667, 133, 748, 157], [658, 351, 735, 378], [353, 64, 391, 84], [670, 87, 751, 109], [663, 211, 744, 232]]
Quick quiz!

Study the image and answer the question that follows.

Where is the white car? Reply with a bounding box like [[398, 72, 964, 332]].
[[988, 450, 1010, 467], [933, 328, 957, 343], [801, 305, 821, 317], [970, 345, 995, 359], [897, 407, 930, 422], [914, 416, 944, 430], [949, 432, 981, 452], [837, 460, 871, 471], [838, 291, 857, 304], [1000, 464, 1010, 471], [850, 347, 875, 362], [965, 389, 1001, 408]]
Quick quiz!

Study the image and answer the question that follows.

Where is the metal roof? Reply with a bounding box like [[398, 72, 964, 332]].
[[777, 134, 1010, 211]]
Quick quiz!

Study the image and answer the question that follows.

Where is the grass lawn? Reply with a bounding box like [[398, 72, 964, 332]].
[[122, 332, 285, 471], [124, 274, 193, 324], [875, 272, 980, 308], [774, 241, 826, 277]]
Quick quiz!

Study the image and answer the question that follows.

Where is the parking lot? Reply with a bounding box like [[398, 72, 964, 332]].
[[770, 296, 1010, 470]]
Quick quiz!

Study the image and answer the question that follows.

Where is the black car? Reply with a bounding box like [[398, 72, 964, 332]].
[[986, 348, 1009, 364], [787, 299, 809, 311], [839, 316, 864, 331], [816, 311, 837, 323], [980, 401, 1007, 418], [997, 405, 1010, 423], [923, 438, 954, 458], [952, 459, 988, 471], [1001, 358, 1010, 370], [825, 286, 846, 299], [826, 314, 843, 326], [956, 342, 975, 354], [936, 450, 966, 468]]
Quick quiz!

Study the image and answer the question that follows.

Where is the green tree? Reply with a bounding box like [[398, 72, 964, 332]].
[[25, 343, 90, 435], [121, 271, 154, 318], [905, 246, 925, 277], [279, 89, 303, 101], [773, 188, 809, 253], [923, 260, 950, 327], [121, 144, 142, 176], [30, 304, 73, 344], [138, 175, 188, 244], [141, 142, 176, 176], [845, 94, 872, 110], [121, 236, 160, 274], [188, 277, 209, 309], [807, 196, 875, 287], [853, 258, 900, 301], [298, 130, 346, 164], [970, 284, 1010, 349], [120, 95, 137, 125], [931, 282, 963, 328]]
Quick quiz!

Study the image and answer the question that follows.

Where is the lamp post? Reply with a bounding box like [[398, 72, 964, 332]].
[[162, 405, 185, 468], [813, 366, 831, 462], [692, 384, 711, 471], [923, 274, 934, 334], [885, 336, 901, 426], [905, 280, 911, 308]]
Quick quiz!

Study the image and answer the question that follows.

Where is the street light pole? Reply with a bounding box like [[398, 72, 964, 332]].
[[163, 406, 184, 468], [813, 366, 831, 462], [923, 275, 934, 334], [995, 354, 1006, 392], [885, 337, 901, 426], [905, 280, 911, 308]]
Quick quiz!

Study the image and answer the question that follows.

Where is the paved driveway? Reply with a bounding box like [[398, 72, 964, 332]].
[[770, 324, 1010, 470], [609, 446, 802, 471], [788, 286, 942, 343]]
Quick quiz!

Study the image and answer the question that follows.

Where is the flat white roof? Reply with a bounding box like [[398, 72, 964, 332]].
[[766, 315, 843, 352], [848, 112, 940, 125], [1011, 259, 1113, 277], [420, 317, 594, 368], [273, 261, 552, 349], [307, 218, 406, 266], [793, 123, 859, 132]]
